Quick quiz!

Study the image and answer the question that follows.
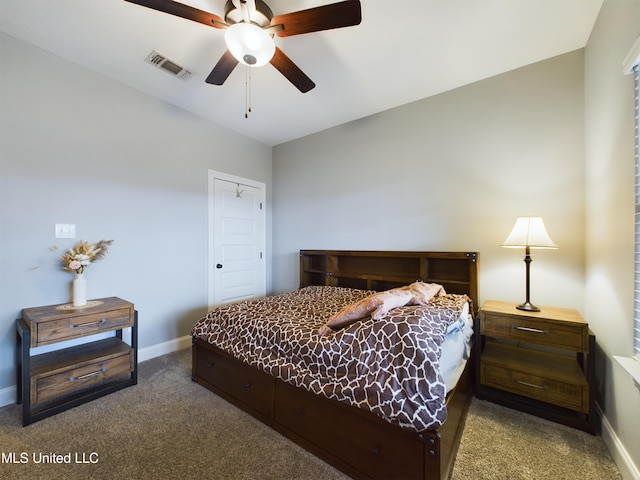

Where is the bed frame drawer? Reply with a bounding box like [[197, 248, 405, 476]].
[[274, 380, 425, 480], [193, 345, 274, 417]]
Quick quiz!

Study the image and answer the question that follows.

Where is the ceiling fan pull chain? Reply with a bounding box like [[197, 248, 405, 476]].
[[245, 65, 248, 118], [249, 66, 253, 118], [245, 65, 253, 118]]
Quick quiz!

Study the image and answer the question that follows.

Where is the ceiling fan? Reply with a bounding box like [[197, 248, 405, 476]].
[[124, 0, 362, 93]]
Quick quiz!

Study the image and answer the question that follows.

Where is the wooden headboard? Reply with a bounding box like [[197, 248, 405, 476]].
[[300, 250, 479, 313]]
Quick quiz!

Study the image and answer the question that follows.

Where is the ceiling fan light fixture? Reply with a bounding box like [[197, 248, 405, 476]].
[[225, 22, 275, 67]]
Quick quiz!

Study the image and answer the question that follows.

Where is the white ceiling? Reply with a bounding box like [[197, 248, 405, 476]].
[[0, 0, 603, 146]]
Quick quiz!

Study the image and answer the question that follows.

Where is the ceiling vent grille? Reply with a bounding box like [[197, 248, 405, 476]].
[[145, 51, 191, 80]]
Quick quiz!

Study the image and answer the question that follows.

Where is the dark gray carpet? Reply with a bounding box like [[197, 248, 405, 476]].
[[0, 349, 621, 479]]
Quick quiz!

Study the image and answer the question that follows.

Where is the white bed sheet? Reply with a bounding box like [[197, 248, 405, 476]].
[[440, 301, 474, 394]]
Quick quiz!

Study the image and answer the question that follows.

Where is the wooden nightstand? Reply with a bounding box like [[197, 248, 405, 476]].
[[16, 297, 138, 426], [475, 300, 595, 433]]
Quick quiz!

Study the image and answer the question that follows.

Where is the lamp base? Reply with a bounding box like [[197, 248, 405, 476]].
[[516, 302, 540, 312]]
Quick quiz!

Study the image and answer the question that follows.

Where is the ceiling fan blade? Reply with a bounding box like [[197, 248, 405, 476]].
[[270, 47, 315, 93], [206, 50, 239, 85], [124, 0, 226, 29], [270, 0, 361, 38]]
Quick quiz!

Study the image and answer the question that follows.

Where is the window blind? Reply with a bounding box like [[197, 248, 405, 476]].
[[634, 67, 640, 359]]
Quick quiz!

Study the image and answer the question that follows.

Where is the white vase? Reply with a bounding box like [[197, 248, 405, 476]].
[[73, 273, 87, 307]]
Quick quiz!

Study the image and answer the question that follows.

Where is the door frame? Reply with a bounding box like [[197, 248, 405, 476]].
[[208, 170, 266, 309]]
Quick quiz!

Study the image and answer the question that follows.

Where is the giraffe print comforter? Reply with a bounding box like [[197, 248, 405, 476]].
[[191, 285, 470, 432]]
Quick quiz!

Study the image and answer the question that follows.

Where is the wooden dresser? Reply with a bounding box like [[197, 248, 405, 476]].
[[475, 300, 595, 433], [16, 297, 137, 426]]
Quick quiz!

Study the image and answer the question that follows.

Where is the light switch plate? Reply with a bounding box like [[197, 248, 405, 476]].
[[55, 223, 76, 238]]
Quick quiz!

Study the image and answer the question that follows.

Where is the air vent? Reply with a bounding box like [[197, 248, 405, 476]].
[[144, 51, 191, 80]]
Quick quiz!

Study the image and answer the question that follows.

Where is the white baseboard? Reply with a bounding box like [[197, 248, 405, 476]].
[[0, 385, 15, 409], [0, 335, 192, 408], [598, 403, 640, 480], [138, 334, 192, 363]]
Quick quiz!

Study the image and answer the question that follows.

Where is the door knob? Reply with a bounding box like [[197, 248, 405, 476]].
[[216, 264, 223, 269]]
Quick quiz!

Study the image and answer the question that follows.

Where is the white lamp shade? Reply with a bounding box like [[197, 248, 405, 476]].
[[225, 23, 275, 67], [502, 217, 558, 249]]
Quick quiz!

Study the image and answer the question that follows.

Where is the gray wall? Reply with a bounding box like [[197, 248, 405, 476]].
[[273, 50, 586, 312], [0, 33, 272, 392], [585, 0, 640, 477]]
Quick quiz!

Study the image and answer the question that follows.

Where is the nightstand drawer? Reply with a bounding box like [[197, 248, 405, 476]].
[[481, 313, 588, 352], [481, 343, 588, 413], [34, 308, 132, 346], [30, 338, 133, 407]]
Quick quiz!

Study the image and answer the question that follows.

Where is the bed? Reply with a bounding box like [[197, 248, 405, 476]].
[[191, 250, 479, 480]]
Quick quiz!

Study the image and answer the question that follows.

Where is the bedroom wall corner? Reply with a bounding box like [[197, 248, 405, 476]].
[[584, 0, 640, 478], [0, 32, 273, 401], [272, 49, 586, 315]]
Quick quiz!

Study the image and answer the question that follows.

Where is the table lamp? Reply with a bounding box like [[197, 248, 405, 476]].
[[502, 216, 558, 312]]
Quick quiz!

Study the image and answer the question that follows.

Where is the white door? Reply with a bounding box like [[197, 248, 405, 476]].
[[209, 171, 266, 308]]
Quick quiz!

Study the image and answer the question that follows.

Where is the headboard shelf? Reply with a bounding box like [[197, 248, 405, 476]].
[[300, 250, 479, 312], [327, 272, 419, 282]]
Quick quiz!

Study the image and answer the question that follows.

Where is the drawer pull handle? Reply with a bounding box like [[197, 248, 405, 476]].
[[511, 325, 549, 334], [372, 447, 380, 457], [243, 382, 251, 389], [513, 378, 548, 390], [206, 362, 214, 368], [70, 318, 107, 329], [294, 408, 303, 415], [70, 367, 106, 382]]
